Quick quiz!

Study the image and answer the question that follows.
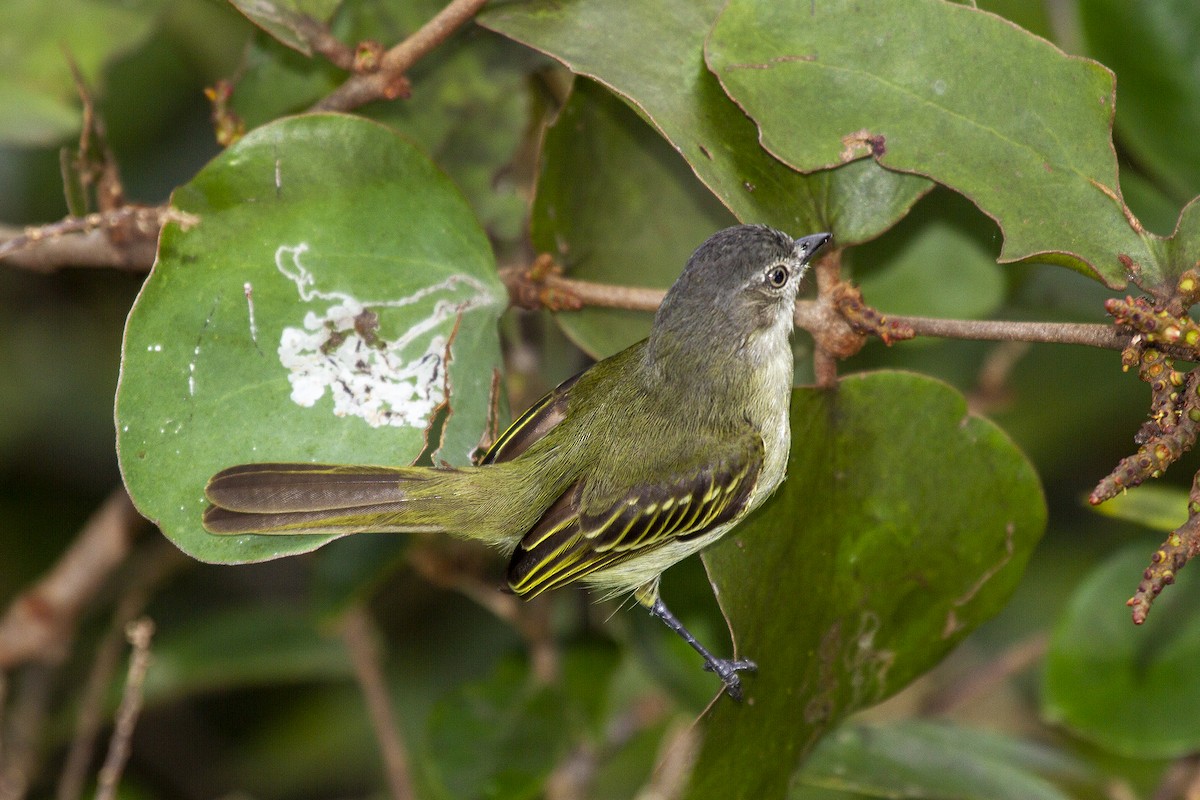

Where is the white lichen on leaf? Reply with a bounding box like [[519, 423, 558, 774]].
[[273, 243, 494, 429]]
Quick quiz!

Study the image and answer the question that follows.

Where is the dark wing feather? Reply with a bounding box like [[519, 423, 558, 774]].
[[506, 432, 764, 598], [480, 371, 583, 465]]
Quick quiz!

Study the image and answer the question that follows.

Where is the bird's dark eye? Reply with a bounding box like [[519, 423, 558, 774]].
[[767, 264, 789, 288]]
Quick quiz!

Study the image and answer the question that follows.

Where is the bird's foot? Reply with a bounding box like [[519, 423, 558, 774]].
[[703, 657, 757, 702]]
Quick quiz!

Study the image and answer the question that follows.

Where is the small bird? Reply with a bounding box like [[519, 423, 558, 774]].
[[204, 224, 831, 700]]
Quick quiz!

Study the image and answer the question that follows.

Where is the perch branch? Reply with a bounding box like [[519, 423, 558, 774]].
[[501, 260, 1138, 355]]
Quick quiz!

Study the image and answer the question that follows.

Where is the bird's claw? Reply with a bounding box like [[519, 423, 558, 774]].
[[704, 657, 757, 702]]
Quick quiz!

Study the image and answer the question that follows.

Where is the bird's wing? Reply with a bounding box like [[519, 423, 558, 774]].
[[506, 430, 764, 598], [478, 371, 583, 465]]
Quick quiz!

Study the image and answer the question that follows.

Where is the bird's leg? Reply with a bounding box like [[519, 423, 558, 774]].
[[648, 596, 757, 702]]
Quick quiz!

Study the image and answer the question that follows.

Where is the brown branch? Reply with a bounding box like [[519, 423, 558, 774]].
[[311, 0, 490, 112], [0, 206, 196, 274], [0, 488, 145, 669], [340, 606, 415, 800], [505, 262, 1139, 357], [889, 315, 1128, 349], [94, 619, 154, 800], [289, 13, 358, 70]]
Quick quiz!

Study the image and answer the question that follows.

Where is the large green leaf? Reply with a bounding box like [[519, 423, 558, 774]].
[[0, 0, 163, 144], [689, 372, 1046, 798], [116, 114, 506, 564], [1079, 0, 1200, 204], [1043, 543, 1200, 758], [480, 0, 930, 244], [421, 657, 573, 800], [705, 0, 1155, 287]]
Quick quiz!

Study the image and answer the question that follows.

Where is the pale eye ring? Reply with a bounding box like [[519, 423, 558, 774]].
[[766, 264, 789, 288]]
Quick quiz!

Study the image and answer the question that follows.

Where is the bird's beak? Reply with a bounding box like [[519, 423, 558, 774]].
[[794, 232, 832, 263]]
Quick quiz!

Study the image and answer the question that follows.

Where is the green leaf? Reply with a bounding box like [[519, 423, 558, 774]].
[[705, 0, 1155, 287], [851, 188, 1006, 320], [116, 114, 506, 564], [1043, 543, 1200, 758], [1089, 484, 1189, 532], [791, 720, 1096, 800], [480, 0, 931, 244], [689, 372, 1046, 798], [422, 657, 571, 800], [531, 78, 735, 357], [1156, 196, 1200, 281], [144, 604, 352, 705], [0, 0, 163, 145], [1079, 0, 1200, 204], [228, 0, 341, 56]]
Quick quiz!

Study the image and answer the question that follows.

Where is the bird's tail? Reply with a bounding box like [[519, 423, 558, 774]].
[[203, 462, 490, 539]]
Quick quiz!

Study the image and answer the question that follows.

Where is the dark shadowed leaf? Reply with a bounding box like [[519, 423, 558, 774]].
[[481, 0, 931, 244], [689, 372, 1046, 798], [531, 79, 735, 357], [1079, 0, 1200, 204], [1044, 543, 1200, 758]]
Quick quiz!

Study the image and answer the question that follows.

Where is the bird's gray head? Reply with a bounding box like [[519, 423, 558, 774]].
[[649, 225, 831, 364]]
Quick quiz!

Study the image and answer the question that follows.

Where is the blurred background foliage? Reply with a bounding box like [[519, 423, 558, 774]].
[[3, 0, 1200, 798]]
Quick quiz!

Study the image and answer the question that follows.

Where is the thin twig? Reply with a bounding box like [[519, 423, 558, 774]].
[[56, 542, 187, 800], [340, 606, 414, 800], [0, 488, 145, 669], [311, 0, 490, 112], [94, 618, 154, 800]]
